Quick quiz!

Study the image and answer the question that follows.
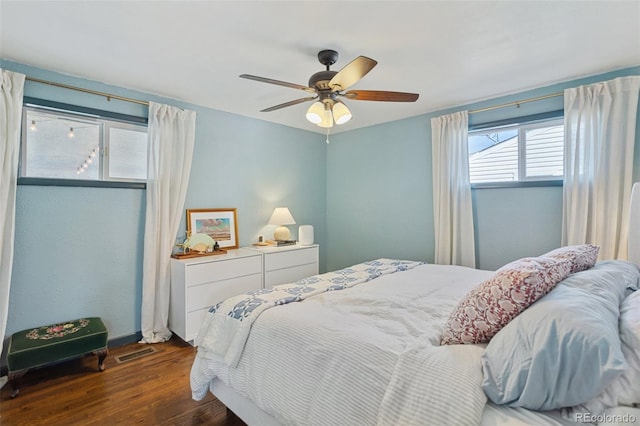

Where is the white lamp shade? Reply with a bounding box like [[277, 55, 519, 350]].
[[306, 102, 324, 124], [332, 102, 352, 125], [268, 207, 296, 226]]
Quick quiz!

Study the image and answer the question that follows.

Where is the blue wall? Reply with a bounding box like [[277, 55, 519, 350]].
[[3, 58, 639, 351], [1, 60, 326, 344], [327, 66, 640, 271], [327, 116, 433, 267]]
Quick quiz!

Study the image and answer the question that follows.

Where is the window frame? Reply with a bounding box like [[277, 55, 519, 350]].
[[18, 97, 148, 189], [468, 110, 564, 189]]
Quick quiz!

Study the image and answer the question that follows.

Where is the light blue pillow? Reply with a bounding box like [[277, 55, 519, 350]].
[[481, 262, 634, 410], [563, 260, 640, 293]]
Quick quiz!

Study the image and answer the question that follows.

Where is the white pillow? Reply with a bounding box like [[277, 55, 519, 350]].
[[564, 290, 640, 419]]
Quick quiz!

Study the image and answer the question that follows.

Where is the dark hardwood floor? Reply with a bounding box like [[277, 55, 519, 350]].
[[0, 337, 247, 426]]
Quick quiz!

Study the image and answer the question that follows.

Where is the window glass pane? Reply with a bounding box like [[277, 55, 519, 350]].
[[469, 129, 519, 183], [468, 117, 564, 185], [23, 109, 101, 179], [21, 105, 147, 186], [525, 125, 564, 179], [107, 126, 147, 180]]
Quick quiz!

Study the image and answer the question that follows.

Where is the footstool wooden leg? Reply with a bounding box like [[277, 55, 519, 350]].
[[8, 371, 26, 398], [96, 348, 108, 372]]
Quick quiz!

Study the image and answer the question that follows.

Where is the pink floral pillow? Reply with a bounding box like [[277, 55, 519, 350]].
[[441, 257, 572, 345], [543, 244, 599, 273]]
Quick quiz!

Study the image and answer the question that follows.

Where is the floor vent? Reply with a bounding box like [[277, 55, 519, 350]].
[[115, 346, 157, 364]]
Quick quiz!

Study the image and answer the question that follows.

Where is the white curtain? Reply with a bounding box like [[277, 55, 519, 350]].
[[140, 102, 196, 343], [562, 76, 640, 260], [431, 111, 476, 268], [0, 69, 25, 389]]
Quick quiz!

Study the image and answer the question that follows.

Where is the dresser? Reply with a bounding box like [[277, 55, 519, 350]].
[[169, 248, 262, 343], [249, 244, 319, 289]]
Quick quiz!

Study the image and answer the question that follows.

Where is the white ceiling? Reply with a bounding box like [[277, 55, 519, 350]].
[[1, 1, 639, 134]]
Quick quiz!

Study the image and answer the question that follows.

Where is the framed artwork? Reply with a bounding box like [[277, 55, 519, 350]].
[[186, 208, 239, 250]]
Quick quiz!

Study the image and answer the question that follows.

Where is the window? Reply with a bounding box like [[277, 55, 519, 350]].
[[468, 118, 564, 184], [20, 104, 148, 185]]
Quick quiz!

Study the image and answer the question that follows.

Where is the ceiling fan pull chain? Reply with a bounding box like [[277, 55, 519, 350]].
[[326, 128, 331, 144]]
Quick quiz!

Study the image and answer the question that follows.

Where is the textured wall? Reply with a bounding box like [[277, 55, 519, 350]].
[[327, 66, 640, 271], [2, 60, 325, 344]]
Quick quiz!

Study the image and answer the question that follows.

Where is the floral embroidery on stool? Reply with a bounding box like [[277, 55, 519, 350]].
[[26, 318, 90, 340]]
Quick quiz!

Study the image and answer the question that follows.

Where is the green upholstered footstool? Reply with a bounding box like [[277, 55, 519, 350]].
[[7, 317, 108, 397]]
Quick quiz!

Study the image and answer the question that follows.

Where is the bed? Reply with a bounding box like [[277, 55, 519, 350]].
[[190, 185, 640, 425]]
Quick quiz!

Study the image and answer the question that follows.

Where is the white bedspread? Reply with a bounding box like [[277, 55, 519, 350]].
[[195, 259, 422, 367], [191, 263, 494, 426]]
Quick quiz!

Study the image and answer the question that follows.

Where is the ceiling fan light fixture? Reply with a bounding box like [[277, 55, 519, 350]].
[[240, 49, 419, 130], [305, 101, 324, 124], [332, 101, 352, 125], [317, 103, 333, 128]]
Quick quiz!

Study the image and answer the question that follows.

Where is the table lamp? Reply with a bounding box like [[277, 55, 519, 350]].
[[268, 207, 296, 241]]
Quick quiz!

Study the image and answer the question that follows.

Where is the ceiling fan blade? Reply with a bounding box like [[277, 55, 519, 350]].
[[260, 96, 318, 112], [329, 56, 377, 92], [342, 90, 419, 102], [240, 74, 316, 94]]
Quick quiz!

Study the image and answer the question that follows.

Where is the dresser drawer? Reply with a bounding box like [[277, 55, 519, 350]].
[[186, 309, 208, 343], [265, 246, 319, 272], [185, 255, 262, 286], [186, 273, 262, 312], [265, 263, 319, 288]]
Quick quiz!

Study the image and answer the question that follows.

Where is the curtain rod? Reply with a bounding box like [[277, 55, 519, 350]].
[[469, 92, 563, 114], [26, 75, 562, 115], [26, 76, 149, 106]]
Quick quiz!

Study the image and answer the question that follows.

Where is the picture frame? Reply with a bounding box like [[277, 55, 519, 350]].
[[186, 208, 239, 250]]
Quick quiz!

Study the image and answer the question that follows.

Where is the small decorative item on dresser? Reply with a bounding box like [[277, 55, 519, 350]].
[[270, 240, 297, 247], [186, 208, 239, 250], [188, 232, 215, 253], [299, 225, 314, 246], [171, 231, 228, 259], [253, 235, 270, 247]]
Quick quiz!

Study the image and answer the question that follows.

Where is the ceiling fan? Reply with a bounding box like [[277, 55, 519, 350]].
[[240, 49, 419, 128]]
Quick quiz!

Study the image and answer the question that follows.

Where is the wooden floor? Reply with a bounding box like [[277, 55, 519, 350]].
[[0, 337, 247, 426]]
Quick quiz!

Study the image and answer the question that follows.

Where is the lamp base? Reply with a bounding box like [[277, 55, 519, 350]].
[[273, 226, 291, 241]]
